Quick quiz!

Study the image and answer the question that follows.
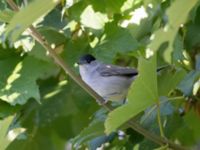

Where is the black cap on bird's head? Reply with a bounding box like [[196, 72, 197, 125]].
[[78, 54, 96, 65]]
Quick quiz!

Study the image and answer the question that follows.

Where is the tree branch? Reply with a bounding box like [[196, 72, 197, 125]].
[[6, 0, 187, 149]]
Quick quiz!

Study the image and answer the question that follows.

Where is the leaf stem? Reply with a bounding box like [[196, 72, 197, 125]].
[[156, 102, 165, 137], [141, 96, 184, 124], [168, 96, 185, 101], [6, 1, 187, 149]]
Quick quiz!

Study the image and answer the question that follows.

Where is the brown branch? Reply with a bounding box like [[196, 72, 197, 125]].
[[6, 0, 187, 150]]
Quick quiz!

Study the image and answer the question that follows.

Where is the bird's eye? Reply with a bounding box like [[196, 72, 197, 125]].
[[87, 60, 91, 63]]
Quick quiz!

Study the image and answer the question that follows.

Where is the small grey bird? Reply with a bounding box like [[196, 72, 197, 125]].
[[78, 54, 138, 102]]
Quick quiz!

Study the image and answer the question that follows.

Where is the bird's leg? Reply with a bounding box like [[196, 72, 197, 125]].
[[122, 98, 127, 104], [96, 98, 108, 105]]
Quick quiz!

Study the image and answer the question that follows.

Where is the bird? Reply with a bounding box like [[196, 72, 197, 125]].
[[78, 54, 139, 102]]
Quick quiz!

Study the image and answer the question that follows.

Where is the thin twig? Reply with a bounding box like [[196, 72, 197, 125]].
[[6, 0, 187, 150]]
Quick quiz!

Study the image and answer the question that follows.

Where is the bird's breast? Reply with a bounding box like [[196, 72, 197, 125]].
[[84, 75, 133, 101], [79, 65, 134, 101]]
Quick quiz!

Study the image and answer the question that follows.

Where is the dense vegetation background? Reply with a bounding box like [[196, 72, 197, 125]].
[[0, 0, 200, 149]]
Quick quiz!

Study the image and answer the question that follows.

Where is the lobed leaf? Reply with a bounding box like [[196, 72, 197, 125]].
[[5, 79, 98, 150], [105, 55, 158, 134], [94, 22, 139, 62], [148, 0, 198, 63], [158, 69, 186, 96], [5, 0, 59, 42], [0, 56, 57, 105]]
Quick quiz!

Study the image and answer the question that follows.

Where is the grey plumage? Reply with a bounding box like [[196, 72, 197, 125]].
[[78, 54, 168, 102], [96, 64, 138, 77], [78, 54, 137, 102]]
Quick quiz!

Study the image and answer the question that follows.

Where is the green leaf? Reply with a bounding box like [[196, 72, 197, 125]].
[[149, 0, 198, 63], [6, 79, 98, 150], [158, 69, 186, 96], [39, 28, 66, 45], [177, 70, 200, 96], [185, 23, 200, 50], [0, 44, 20, 60], [80, 5, 108, 30], [103, 0, 126, 13], [5, 0, 59, 42], [94, 22, 139, 62], [6, 130, 66, 150], [173, 34, 185, 61], [193, 3, 200, 25], [30, 28, 66, 62], [140, 97, 174, 127], [72, 120, 105, 149], [68, 0, 126, 21], [72, 108, 108, 148], [105, 55, 158, 134], [88, 134, 116, 150], [0, 101, 20, 119], [195, 54, 200, 70], [184, 110, 200, 143], [120, 0, 135, 13], [0, 116, 14, 150], [0, 9, 14, 23], [62, 33, 90, 67], [40, 8, 67, 30], [165, 112, 195, 146], [0, 56, 57, 105]]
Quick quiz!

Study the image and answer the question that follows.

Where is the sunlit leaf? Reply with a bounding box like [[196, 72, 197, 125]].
[[94, 22, 139, 62], [149, 0, 198, 63], [1, 0, 200, 149], [80, 5, 108, 30], [5, 0, 59, 42], [0, 10, 14, 23], [0, 116, 14, 150], [0, 56, 57, 105], [105, 55, 157, 134], [68, 0, 126, 20], [6, 78, 98, 150]]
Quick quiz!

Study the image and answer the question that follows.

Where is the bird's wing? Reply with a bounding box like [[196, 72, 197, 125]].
[[97, 64, 138, 77]]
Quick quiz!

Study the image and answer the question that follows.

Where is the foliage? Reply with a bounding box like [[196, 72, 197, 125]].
[[0, 0, 200, 149]]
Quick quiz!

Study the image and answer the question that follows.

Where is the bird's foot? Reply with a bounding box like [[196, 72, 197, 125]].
[[96, 99, 108, 105]]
